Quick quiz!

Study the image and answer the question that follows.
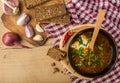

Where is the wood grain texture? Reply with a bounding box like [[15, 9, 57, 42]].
[[0, 46, 70, 83]]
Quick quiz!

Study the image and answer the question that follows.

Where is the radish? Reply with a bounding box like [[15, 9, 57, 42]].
[[2, 0, 19, 15], [2, 32, 30, 48]]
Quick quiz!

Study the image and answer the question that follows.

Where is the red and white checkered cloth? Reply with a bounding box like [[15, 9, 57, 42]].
[[44, 0, 120, 83]]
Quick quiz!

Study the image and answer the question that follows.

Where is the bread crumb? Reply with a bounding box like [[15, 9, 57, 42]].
[[61, 71, 63, 73], [53, 67, 60, 74], [51, 62, 56, 66]]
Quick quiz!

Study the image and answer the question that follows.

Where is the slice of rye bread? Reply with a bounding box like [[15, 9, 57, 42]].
[[24, 0, 50, 9], [37, 13, 71, 24], [35, 4, 67, 21], [47, 48, 66, 61]]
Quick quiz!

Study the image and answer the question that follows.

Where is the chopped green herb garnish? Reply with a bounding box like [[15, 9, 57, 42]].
[[78, 36, 83, 44], [94, 56, 99, 61], [75, 47, 83, 55], [72, 55, 75, 58], [98, 46, 103, 51], [85, 37, 91, 46], [83, 60, 88, 66], [89, 53, 95, 58], [75, 63, 82, 67], [79, 56, 85, 61], [92, 64, 97, 68], [88, 33, 92, 40], [88, 61, 92, 66], [100, 60, 104, 66]]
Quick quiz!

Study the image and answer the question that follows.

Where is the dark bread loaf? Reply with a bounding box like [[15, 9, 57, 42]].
[[37, 13, 71, 24], [35, 4, 67, 21], [47, 48, 66, 61], [24, 0, 50, 9]]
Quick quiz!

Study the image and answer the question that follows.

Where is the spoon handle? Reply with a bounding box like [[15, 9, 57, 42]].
[[89, 10, 106, 50]]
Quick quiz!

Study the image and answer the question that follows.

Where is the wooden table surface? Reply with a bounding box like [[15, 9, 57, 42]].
[[0, 2, 71, 83]]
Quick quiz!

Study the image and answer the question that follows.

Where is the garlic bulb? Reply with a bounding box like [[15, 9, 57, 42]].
[[2, 0, 19, 15]]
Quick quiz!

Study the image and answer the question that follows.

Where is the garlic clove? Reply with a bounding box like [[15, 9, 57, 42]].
[[17, 13, 30, 26], [25, 25, 34, 38], [36, 24, 44, 32], [33, 35, 43, 41]]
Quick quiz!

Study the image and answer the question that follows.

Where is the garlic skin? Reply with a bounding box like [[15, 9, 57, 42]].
[[36, 24, 44, 32], [25, 25, 34, 38], [17, 13, 30, 26], [12, 7, 19, 15], [2, 0, 19, 15], [33, 35, 43, 41]]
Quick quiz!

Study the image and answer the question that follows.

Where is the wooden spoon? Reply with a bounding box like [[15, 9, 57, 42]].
[[89, 10, 106, 50]]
